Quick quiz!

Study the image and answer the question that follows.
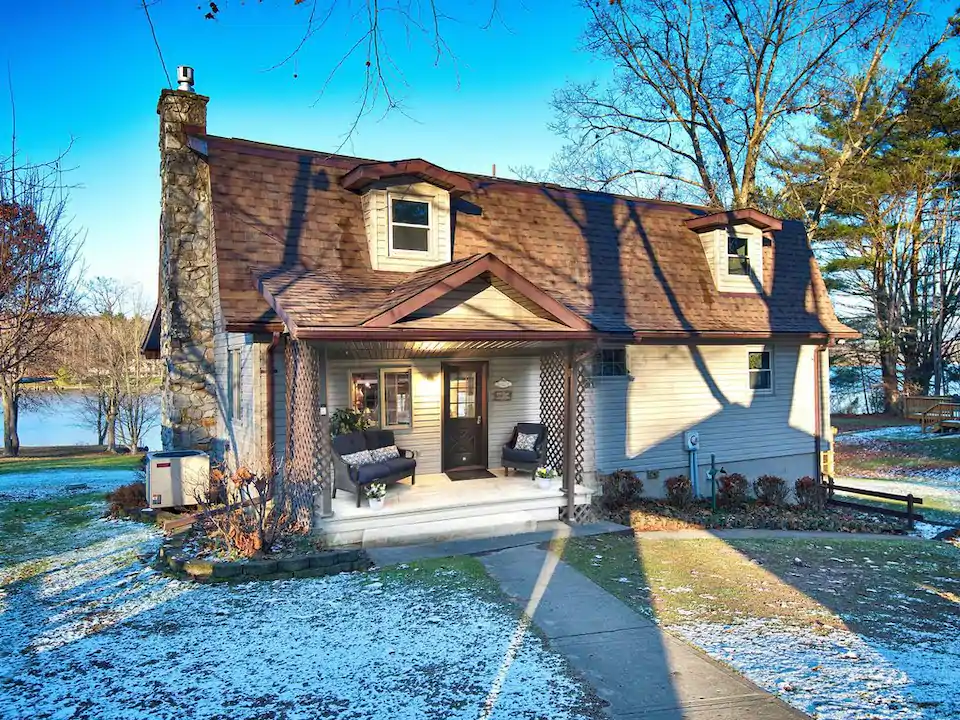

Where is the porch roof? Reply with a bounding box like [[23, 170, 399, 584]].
[[255, 252, 600, 341]]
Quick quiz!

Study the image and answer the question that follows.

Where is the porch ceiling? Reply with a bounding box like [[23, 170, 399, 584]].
[[322, 339, 573, 360]]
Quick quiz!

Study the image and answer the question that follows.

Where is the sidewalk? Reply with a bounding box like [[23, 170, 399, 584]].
[[480, 541, 809, 720]]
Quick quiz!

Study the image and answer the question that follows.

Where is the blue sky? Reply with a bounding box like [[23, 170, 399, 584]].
[[2, 1, 596, 305]]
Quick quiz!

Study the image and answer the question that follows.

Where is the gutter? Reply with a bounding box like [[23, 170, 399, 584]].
[[813, 346, 824, 481], [265, 332, 281, 470]]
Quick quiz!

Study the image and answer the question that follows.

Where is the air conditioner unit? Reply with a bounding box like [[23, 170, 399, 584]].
[[145, 450, 210, 509], [683, 431, 700, 452]]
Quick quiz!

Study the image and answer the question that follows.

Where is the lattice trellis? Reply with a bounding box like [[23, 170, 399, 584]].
[[284, 339, 332, 531], [539, 347, 588, 491], [539, 349, 566, 474], [559, 503, 595, 524]]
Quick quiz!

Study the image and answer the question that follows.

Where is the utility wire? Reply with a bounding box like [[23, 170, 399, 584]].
[[142, 1, 173, 89]]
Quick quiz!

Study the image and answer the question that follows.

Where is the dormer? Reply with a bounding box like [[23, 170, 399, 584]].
[[342, 159, 472, 272], [684, 208, 783, 294]]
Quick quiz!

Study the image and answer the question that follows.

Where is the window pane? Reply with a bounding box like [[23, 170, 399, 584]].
[[728, 236, 748, 256], [728, 255, 750, 275], [392, 225, 429, 252], [748, 351, 770, 370], [350, 372, 380, 426], [593, 348, 627, 376], [392, 199, 429, 226], [383, 370, 412, 427], [750, 370, 772, 390]]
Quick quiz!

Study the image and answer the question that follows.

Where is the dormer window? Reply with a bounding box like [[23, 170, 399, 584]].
[[390, 196, 431, 254], [727, 233, 750, 276]]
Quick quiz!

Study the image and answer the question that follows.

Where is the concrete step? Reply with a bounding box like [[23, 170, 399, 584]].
[[359, 510, 539, 548]]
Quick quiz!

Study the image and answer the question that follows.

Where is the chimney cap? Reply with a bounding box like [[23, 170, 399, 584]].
[[177, 66, 195, 92]]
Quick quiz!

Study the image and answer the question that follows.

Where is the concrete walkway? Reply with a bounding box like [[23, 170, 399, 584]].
[[480, 542, 809, 720]]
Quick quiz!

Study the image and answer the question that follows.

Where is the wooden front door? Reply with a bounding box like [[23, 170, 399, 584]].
[[441, 362, 488, 471]]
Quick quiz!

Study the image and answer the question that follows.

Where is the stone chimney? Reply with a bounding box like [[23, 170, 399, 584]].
[[157, 68, 218, 450]]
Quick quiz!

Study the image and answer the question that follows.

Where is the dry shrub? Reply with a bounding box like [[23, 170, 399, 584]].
[[718, 473, 748, 507], [106, 481, 146, 518], [753, 475, 789, 506], [795, 476, 826, 511], [664, 474, 692, 508], [598, 469, 644, 516], [195, 460, 296, 559]]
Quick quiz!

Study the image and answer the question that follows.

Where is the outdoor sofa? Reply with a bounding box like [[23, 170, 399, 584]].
[[331, 429, 417, 507]]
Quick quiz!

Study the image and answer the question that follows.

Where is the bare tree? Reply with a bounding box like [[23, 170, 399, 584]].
[[550, 0, 955, 209], [0, 164, 82, 455]]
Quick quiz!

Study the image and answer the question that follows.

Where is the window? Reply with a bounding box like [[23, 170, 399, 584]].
[[727, 233, 750, 276], [350, 368, 413, 429], [228, 349, 243, 421], [447, 370, 477, 418], [390, 197, 430, 253], [748, 349, 773, 392], [382, 370, 412, 427], [592, 348, 628, 377]]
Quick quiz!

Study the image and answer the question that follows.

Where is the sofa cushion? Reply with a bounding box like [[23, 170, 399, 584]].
[[370, 444, 400, 463], [364, 429, 396, 450], [356, 462, 392, 483], [341, 449, 374, 467], [333, 431, 366, 456], [382, 457, 416, 476], [503, 446, 538, 464]]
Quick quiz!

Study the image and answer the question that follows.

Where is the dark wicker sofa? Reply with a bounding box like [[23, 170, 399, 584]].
[[331, 429, 416, 507]]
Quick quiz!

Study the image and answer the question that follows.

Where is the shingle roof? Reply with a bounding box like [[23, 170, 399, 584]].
[[207, 136, 853, 338]]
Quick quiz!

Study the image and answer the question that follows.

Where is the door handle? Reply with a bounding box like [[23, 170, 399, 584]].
[[476, 415, 482, 425]]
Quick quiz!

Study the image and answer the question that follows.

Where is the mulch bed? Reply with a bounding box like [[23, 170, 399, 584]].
[[607, 499, 907, 534]]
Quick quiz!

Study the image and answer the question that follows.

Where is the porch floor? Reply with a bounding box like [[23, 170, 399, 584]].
[[316, 469, 592, 547]]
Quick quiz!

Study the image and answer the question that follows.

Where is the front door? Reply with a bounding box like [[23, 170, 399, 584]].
[[441, 362, 488, 471]]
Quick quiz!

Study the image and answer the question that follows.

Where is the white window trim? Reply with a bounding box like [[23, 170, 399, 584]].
[[747, 346, 774, 395], [388, 193, 433, 257], [348, 366, 414, 430], [228, 349, 243, 422], [726, 231, 751, 278]]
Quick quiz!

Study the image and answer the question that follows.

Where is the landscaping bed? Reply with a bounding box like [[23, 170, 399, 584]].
[[608, 499, 907, 534]]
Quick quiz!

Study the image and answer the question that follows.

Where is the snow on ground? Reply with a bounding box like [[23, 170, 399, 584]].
[[834, 425, 943, 446], [0, 517, 601, 720], [0, 467, 138, 503], [672, 618, 960, 720]]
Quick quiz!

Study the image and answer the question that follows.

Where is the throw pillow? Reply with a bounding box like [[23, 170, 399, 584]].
[[515, 432, 539, 451], [341, 449, 373, 467], [370, 445, 401, 463]]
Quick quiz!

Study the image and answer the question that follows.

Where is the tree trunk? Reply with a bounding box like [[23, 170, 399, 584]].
[[104, 389, 119, 452], [1, 378, 20, 457]]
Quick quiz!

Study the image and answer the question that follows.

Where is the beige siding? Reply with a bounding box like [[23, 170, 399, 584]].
[[695, 224, 764, 293], [363, 181, 452, 271], [404, 279, 567, 331], [592, 343, 818, 486], [487, 356, 541, 469], [213, 332, 266, 471]]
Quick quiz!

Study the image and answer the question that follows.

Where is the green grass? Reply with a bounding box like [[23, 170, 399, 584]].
[[834, 489, 960, 527], [0, 491, 107, 571], [0, 453, 143, 475], [560, 533, 960, 642]]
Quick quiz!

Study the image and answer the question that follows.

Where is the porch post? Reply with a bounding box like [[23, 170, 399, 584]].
[[283, 338, 332, 531], [563, 343, 578, 521]]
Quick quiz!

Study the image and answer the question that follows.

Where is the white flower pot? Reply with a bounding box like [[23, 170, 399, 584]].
[[537, 477, 553, 490], [367, 497, 385, 511]]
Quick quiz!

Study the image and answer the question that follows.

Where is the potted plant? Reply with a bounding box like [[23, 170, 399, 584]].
[[365, 483, 387, 510], [535, 466, 558, 490]]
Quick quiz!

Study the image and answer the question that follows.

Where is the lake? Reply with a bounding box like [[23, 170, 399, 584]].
[[2, 393, 162, 450]]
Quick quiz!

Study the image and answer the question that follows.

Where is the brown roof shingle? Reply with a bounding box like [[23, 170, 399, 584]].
[[207, 136, 852, 338]]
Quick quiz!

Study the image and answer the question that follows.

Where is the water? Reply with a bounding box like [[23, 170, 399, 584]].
[[1, 393, 161, 450]]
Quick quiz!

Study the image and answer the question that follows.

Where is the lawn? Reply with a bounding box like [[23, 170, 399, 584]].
[[0, 451, 143, 475], [0, 487, 604, 720], [560, 533, 960, 720]]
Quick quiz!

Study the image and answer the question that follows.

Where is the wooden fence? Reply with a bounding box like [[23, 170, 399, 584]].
[[825, 477, 924, 529]]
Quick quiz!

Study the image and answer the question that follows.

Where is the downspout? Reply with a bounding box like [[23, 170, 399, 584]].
[[265, 332, 281, 471], [813, 345, 825, 482]]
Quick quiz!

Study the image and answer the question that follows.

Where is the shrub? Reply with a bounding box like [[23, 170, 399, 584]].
[[753, 475, 788, 506], [106, 481, 147, 518], [331, 408, 372, 436], [664, 474, 692, 508], [795, 476, 826, 511], [718, 472, 748, 507], [597, 469, 644, 515]]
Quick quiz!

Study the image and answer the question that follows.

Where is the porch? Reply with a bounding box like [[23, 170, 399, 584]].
[[316, 468, 592, 547]]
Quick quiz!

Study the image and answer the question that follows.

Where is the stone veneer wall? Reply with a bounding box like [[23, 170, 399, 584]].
[[157, 89, 219, 452]]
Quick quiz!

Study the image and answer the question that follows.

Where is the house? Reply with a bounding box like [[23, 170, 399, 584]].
[[143, 70, 855, 546]]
